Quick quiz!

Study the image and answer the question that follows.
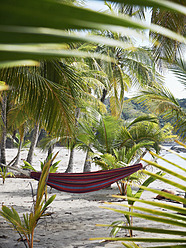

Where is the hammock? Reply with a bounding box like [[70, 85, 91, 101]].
[[30, 163, 142, 193]]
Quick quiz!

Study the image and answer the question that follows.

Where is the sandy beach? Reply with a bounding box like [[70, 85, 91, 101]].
[[0, 148, 185, 248]]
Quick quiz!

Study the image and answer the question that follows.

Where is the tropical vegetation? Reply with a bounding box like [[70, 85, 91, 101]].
[[0, 0, 186, 247], [91, 141, 186, 248], [0, 155, 56, 248]]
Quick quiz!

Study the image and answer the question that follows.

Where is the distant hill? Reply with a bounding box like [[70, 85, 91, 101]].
[[104, 97, 186, 123], [104, 96, 150, 120], [178, 98, 186, 110]]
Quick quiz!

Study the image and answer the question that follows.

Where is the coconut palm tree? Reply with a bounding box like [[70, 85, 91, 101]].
[[134, 84, 186, 141], [91, 114, 175, 196], [81, 31, 162, 118], [0, 0, 185, 165], [0, 59, 87, 166], [91, 114, 164, 157], [170, 57, 186, 90], [116, 116, 175, 154], [93, 114, 175, 163], [91, 115, 124, 155]]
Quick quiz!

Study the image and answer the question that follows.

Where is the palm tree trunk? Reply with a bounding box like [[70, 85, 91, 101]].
[[65, 146, 75, 173], [100, 88, 107, 103], [26, 123, 40, 164], [12, 125, 25, 166], [0, 93, 7, 167], [46, 144, 54, 161], [12, 136, 24, 167], [83, 150, 91, 172]]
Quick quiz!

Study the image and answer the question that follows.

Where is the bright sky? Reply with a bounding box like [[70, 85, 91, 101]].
[[125, 74, 186, 99], [164, 71, 185, 99], [85, 1, 185, 99], [86, 0, 107, 11]]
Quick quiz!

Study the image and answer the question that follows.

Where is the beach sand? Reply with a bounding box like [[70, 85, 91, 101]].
[[0, 148, 185, 248]]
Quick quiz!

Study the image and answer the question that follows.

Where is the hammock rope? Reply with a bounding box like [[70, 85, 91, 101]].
[[30, 163, 142, 193]]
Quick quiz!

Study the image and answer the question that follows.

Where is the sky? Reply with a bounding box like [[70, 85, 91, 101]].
[[85, 1, 185, 99]]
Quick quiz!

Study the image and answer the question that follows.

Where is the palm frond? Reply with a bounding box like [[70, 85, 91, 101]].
[[134, 84, 181, 113], [1, 60, 87, 136], [170, 58, 186, 88], [91, 142, 186, 247], [0, 0, 186, 66], [134, 84, 186, 140], [150, 0, 186, 63]]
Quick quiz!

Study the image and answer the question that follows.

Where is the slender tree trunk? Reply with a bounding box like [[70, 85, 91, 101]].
[[12, 131, 25, 167], [13, 139, 23, 166], [100, 88, 107, 103], [64, 107, 79, 173], [26, 123, 40, 164], [65, 146, 75, 173], [0, 93, 7, 167], [83, 150, 91, 172], [12, 125, 25, 166], [134, 149, 147, 164], [46, 144, 54, 162]]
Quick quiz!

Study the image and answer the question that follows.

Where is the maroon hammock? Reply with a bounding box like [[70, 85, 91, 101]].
[[30, 163, 142, 194]]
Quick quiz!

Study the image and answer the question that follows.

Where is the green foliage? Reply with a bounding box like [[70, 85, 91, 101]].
[[109, 171, 164, 237], [93, 114, 175, 197], [93, 148, 143, 196], [92, 115, 123, 155], [117, 119, 176, 154], [122, 242, 142, 248], [91, 140, 186, 247], [110, 220, 127, 237], [22, 153, 60, 173], [91, 114, 170, 159], [134, 85, 186, 140], [0, 0, 185, 67], [121, 100, 146, 120], [0, 156, 56, 248], [7, 133, 31, 149], [40, 153, 60, 173], [0, 167, 15, 184], [114, 97, 186, 133], [22, 161, 37, 172], [170, 58, 186, 90]]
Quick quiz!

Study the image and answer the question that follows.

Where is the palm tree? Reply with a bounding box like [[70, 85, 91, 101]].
[[81, 30, 161, 118], [0, 0, 185, 165], [0, 59, 86, 166], [170, 57, 186, 90], [116, 116, 175, 154], [90, 114, 174, 167], [91, 114, 171, 159], [92, 114, 175, 195], [91, 115, 124, 155], [134, 84, 186, 141], [75, 117, 99, 172]]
